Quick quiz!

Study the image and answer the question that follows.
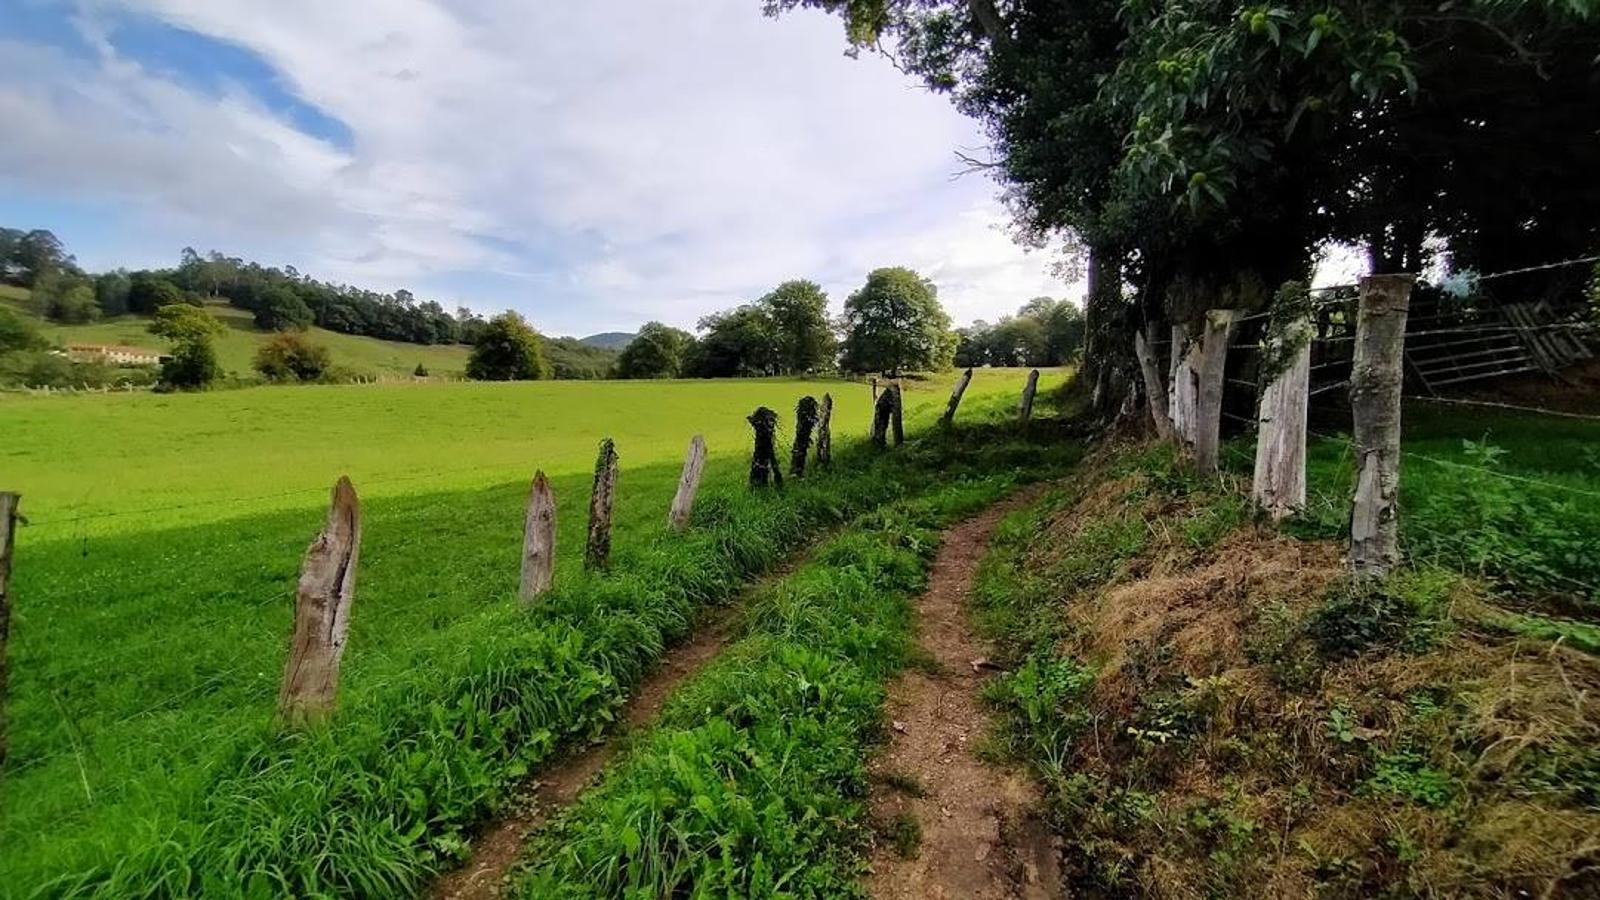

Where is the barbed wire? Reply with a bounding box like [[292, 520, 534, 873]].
[[1403, 396, 1600, 423]]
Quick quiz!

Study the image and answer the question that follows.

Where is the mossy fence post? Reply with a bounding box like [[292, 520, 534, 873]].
[[943, 367, 973, 426], [0, 492, 17, 766], [586, 439, 619, 570], [1133, 329, 1173, 441], [1193, 310, 1238, 475], [520, 470, 556, 603], [748, 407, 783, 488], [791, 397, 819, 477], [1349, 274, 1415, 577], [891, 383, 905, 447], [871, 388, 895, 449], [1018, 368, 1041, 426], [1253, 312, 1312, 520], [816, 393, 833, 467], [278, 477, 361, 727], [669, 434, 707, 532]]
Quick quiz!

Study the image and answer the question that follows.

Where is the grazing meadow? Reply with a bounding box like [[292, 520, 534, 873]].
[[0, 369, 1061, 896]]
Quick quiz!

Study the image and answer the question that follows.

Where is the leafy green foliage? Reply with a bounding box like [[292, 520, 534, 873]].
[[956, 297, 1085, 368], [466, 311, 551, 381], [1306, 571, 1452, 659], [839, 267, 954, 374], [149, 304, 226, 390], [251, 284, 315, 331], [254, 331, 333, 383], [615, 321, 695, 378]]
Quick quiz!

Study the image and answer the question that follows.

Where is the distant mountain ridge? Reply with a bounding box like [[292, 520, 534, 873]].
[[579, 331, 635, 350]]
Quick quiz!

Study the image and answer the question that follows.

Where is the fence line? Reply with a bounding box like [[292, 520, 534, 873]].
[[1404, 395, 1600, 423]]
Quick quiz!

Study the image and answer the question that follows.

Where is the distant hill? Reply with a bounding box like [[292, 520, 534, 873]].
[[579, 331, 635, 351]]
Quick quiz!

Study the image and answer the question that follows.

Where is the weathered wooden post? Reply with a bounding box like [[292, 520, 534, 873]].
[[1349, 275, 1414, 577], [278, 477, 361, 727], [891, 384, 905, 447], [1193, 310, 1237, 475], [1253, 312, 1312, 520], [1018, 368, 1041, 425], [585, 439, 619, 570], [870, 377, 879, 403], [1133, 328, 1173, 441], [520, 471, 556, 602], [943, 368, 974, 426], [816, 393, 833, 467], [0, 493, 16, 767], [791, 397, 819, 477], [748, 407, 783, 488], [668, 435, 706, 532], [871, 388, 895, 449], [1170, 323, 1197, 451]]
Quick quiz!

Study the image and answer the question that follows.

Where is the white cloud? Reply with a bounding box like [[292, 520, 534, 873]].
[[1, 0, 1076, 332]]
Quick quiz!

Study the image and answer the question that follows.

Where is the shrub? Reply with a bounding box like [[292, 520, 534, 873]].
[[255, 331, 332, 382]]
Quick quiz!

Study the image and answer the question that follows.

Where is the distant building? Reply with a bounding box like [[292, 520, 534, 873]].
[[65, 344, 165, 366]]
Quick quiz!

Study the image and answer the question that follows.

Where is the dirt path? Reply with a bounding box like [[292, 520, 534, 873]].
[[866, 488, 1063, 900], [431, 606, 739, 900]]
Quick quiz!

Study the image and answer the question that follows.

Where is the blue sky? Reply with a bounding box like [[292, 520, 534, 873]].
[[0, 0, 1078, 336]]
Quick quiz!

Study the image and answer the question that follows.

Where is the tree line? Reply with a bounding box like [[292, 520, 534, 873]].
[[768, 1, 1600, 415]]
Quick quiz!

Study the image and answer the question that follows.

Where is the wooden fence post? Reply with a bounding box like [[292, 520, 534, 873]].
[[668, 435, 707, 532], [1253, 313, 1312, 520], [943, 368, 973, 426], [1170, 323, 1197, 452], [1350, 274, 1415, 577], [586, 439, 619, 570], [1133, 328, 1173, 441], [871, 389, 894, 449], [1193, 310, 1237, 475], [1018, 368, 1041, 425], [791, 397, 819, 477], [891, 384, 905, 447], [520, 471, 556, 602], [816, 393, 833, 467], [278, 478, 361, 727], [748, 407, 783, 488], [0, 493, 16, 767]]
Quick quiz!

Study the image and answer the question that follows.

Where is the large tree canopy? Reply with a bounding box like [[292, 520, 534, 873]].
[[466, 312, 551, 381], [839, 266, 955, 374], [617, 321, 696, 378]]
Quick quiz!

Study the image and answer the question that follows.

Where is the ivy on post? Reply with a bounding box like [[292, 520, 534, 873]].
[[585, 439, 619, 570], [791, 396, 819, 477], [0, 492, 17, 766], [1253, 284, 1314, 520], [1350, 274, 1415, 577], [816, 393, 833, 468], [891, 383, 905, 447], [1018, 368, 1041, 425], [278, 477, 361, 727], [871, 388, 895, 449], [943, 367, 974, 426], [520, 470, 556, 603], [748, 407, 783, 488]]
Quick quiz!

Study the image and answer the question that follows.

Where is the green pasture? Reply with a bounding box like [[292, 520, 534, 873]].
[[0, 369, 1063, 895]]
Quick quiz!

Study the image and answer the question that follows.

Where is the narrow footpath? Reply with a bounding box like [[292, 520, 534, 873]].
[[866, 489, 1063, 900]]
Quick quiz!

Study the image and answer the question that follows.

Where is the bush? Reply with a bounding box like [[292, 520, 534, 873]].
[[466, 311, 550, 381], [0, 350, 158, 389], [150, 305, 225, 390], [0, 306, 47, 352], [255, 331, 332, 382], [413, 362, 429, 377]]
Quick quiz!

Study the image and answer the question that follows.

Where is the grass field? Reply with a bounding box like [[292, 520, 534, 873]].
[[0, 369, 1064, 896], [0, 286, 472, 379]]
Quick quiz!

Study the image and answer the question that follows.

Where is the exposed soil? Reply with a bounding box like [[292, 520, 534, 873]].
[[430, 605, 740, 900], [866, 487, 1064, 900]]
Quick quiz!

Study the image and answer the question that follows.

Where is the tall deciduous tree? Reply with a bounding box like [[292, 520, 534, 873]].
[[759, 279, 836, 373], [839, 267, 954, 374], [466, 311, 551, 381], [616, 321, 695, 378], [149, 304, 225, 389]]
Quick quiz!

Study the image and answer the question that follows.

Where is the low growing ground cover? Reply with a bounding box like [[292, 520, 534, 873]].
[[973, 420, 1600, 897], [0, 371, 1061, 897]]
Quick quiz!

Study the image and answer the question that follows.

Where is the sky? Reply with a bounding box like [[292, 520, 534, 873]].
[[0, 0, 1081, 336]]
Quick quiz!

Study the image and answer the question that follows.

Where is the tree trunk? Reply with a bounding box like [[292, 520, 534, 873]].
[[943, 368, 973, 426], [1133, 328, 1173, 441], [816, 393, 833, 467], [1252, 315, 1311, 520], [668, 435, 707, 531], [791, 397, 819, 477], [1349, 275, 1414, 577], [0, 493, 16, 767], [278, 477, 361, 727], [1082, 245, 1129, 417], [520, 471, 557, 601], [1018, 368, 1040, 425], [585, 439, 619, 569], [1192, 310, 1237, 475]]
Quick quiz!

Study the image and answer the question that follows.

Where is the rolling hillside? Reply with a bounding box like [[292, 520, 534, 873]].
[[1, 285, 472, 378]]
